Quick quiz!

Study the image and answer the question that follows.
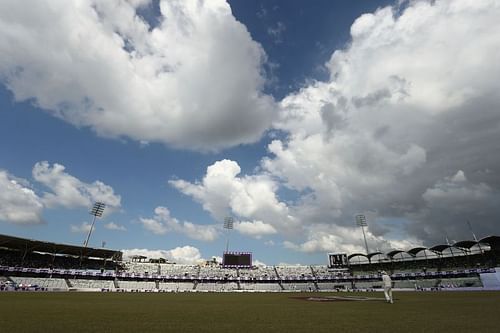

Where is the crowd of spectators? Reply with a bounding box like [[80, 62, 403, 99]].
[[0, 249, 120, 271]]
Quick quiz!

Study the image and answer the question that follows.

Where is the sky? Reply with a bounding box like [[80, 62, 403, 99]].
[[1, 0, 500, 266]]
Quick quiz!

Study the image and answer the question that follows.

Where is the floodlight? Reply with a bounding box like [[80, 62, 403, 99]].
[[356, 214, 367, 227], [223, 216, 234, 253], [84, 202, 106, 248], [223, 216, 234, 230], [355, 214, 370, 255]]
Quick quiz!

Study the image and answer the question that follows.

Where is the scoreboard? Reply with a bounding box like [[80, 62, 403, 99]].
[[223, 252, 252, 268], [328, 253, 348, 268]]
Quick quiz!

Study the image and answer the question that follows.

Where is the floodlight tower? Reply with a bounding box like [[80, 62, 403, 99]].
[[223, 216, 234, 252], [84, 202, 106, 248], [356, 214, 370, 255], [466, 220, 479, 242], [467, 220, 483, 253]]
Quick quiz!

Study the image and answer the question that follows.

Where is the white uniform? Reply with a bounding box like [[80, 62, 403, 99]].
[[382, 272, 393, 303]]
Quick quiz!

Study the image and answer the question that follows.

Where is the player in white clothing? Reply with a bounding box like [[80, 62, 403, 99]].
[[381, 271, 393, 304]]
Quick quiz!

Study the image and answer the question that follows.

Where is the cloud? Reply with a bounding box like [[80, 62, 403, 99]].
[[256, 5, 268, 19], [170, 159, 300, 235], [264, 240, 275, 246], [33, 161, 121, 211], [122, 246, 203, 265], [408, 170, 499, 241], [263, 0, 500, 246], [267, 21, 286, 44], [140, 216, 169, 235], [0, 162, 121, 225], [3, 0, 499, 256], [127, 0, 152, 9], [160, 0, 500, 254], [234, 220, 277, 238], [140, 206, 219, 241], [70, 222, 94, 234], [0, 170, 44, 224], [0, 0, 275, 151], [422, 170, 492, 204], [104, 222, 127, 231], [283, 224, 423, 254], [252, 259, 268, 267]]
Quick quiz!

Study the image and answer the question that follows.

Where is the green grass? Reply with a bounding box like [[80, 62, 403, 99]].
[[0, 291, 499, 332]]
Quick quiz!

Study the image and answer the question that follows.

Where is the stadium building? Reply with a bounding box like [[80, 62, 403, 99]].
[[1, 233, 499, 292]]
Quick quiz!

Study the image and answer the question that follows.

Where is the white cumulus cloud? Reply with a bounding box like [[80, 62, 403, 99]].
[[0, 170, 44, 224], [33, 161, 121, 211], [0, 162, 121, 226], [104, 222, 127, 231], [170, 159, 300, 235], [264, 0, 500, 246], [0, 0, 275, 151], [140, 206, 219, 241], [122, 246, 203, 265], [162, 0, 500, 253], [70, 222, 93, 234], [284, 224, 422, 255], [234, 220, 277, 238]]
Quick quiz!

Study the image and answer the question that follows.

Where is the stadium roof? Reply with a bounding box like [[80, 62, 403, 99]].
[[345, 235, 499, 263], [428, 244, 452, 253], [453, 240, 480, 249], [478, 236, 500, 250], [387, 250, 405, 258], [0, 234, 121, 260], [367, 252, 384, 259], [348, 253, 368, 260], [407, 247, 428, 256]]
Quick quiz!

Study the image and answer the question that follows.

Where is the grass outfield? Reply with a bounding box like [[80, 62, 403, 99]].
[[1, 291, 499, 332]]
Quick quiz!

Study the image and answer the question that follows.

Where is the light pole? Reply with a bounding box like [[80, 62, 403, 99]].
[[356, 214, 370, 255], [84, 202, 106, 248], [223, 216, 234, 252], [467, 220, 483, 254]]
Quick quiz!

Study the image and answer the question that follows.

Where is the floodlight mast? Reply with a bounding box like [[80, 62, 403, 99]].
[[356, 214, 370, 255], [223, 216, 234, 252], [467, 220, 482, 253], [84, 202, 106, 248]]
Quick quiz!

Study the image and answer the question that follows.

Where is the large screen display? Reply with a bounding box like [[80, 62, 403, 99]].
[[223, 252, 252, 267], [328, 253, 348, 268]]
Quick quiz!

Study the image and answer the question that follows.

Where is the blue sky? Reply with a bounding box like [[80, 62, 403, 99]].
[[1, 0, 500, 265]]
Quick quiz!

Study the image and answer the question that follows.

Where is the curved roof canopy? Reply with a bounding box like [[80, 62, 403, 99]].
[[429, 244, 452, 253], [478, 236, 500, 250], [453, 240, 479, 249], [348, 253, 368, 260], [367, 252, 384, 260], [407, 247, 428, 256], [387, 250, 405, 258], [346, 235, 499, 265]]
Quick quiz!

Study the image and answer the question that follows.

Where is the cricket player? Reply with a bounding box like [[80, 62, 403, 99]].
[[381, 271, 393, 303]]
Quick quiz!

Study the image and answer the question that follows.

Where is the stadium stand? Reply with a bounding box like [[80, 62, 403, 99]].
[[160, 264, 199, 278], [69, 279, 114, 290], [239, 282, 282, 291], [9, 276, 68, 290], [275, 265, 314, 280], [0, 234, 122, 270], [198, 266, 237, 279], [1, 233, 499, 292], [196, 282, 239, 292], [117, 280, 156, 291], [158, 281, 194, 291]]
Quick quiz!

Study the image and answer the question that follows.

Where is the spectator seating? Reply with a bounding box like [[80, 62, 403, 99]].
[[158, 282, 194, 291]]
